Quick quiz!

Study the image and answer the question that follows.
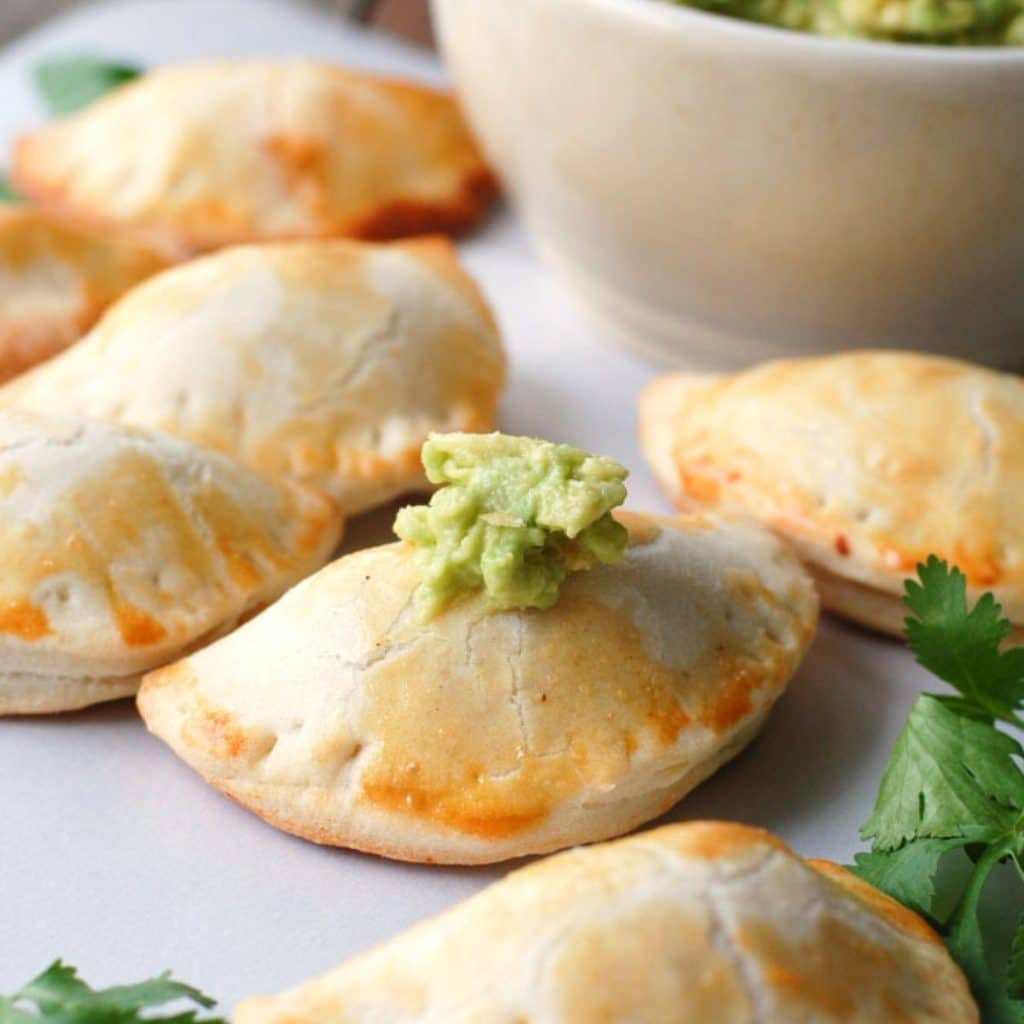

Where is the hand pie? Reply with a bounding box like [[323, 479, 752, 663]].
[[2, 238, 505, 515], [12, 61, 497, 253], [0, 411, 340, 716], [640, 351, 1024, 637], [235, 821, 976, 1023], [0, 206, 166, 382], [137, 511, 816, 864]]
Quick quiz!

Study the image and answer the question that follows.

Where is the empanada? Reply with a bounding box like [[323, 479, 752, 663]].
[[2, 238, 505, 514], [12, 61, 497, 253], [138, 511, 816, 864], [235, 821, 976, 1023], [0, 410, 340, 716], [0, 206, 166, 382], [640, 351, 1024, 636]]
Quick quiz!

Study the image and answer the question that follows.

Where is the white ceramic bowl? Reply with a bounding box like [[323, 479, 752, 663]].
[[433, 0, 1024, 367]]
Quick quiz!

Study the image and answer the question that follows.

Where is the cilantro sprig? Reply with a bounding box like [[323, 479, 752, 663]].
[[0, 961, 226, 1024], [0, 173, 19, 204], [905, 557, 1024, 726], [853, 557, 1024, 1022], [35, 57, 142, 117]]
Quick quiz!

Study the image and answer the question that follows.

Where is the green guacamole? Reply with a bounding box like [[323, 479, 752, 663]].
[[394, 433, 629, 617], [668, 0, 1024, 43]]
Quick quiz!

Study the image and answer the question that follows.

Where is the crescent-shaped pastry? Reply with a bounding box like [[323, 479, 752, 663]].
[[137, 511, 816, 864], [234, 821, 976, 1023], [2, 238, 505, 514], [640, 351, 1024, 637], [11, 61, 497, 253], [0, 410, 340, 716], [0, 206, 166, 382]]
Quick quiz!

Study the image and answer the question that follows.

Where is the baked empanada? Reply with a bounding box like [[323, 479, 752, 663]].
[[0, 410, 340, 716], [641, 351, 1024, 636], [235, 821, 976, 1023], [138, 511, 816, 864], [12, 61, 497, 253], [0, 206, 166, 382], [2, 238, 504, 514]]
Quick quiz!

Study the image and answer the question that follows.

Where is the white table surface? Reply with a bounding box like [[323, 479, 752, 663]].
[[0, 0, 940, 1008]]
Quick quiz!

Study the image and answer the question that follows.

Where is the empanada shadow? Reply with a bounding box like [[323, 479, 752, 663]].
[[336, 500, 406, 557], [660, 617, 896, 834], [0, 696, 140, 727]]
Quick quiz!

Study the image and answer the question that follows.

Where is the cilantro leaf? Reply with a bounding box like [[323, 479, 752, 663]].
[[855, 558, 1024, 1020], [1008, 910, 1024, 997], [0, 962, 225, 1024], [968, 965, 1024, 1024], [994, 1002, 1024, 1024], [946, 840, 1008, 1004], [0, 172, 20, 204], [852, 835, 971, 917], [861, 694, 1024, 849], [905, 556, 1024, 725], [35, 58, 142, 117], [13, 963, 90, 1013], [940, 838, 1024, 1024]]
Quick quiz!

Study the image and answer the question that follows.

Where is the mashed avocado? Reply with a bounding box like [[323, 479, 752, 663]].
[[394, 433, 629, 617], [669, 0, 1024, 43]]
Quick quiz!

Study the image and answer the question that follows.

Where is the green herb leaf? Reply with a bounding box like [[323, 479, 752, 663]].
[[860, 693, 1024, 849], [965, 959, 1024, 1024], [0, 172, 20, 204], [1008, 911, 1024, 997], [947, 840, 1013, 1004], [35, 57, 142, 116], [0, 961, 225, 1024], [852, 836, 971, 917], [993, 1001, 1024, 1024], [855, 558, 1024, 1019], [905, 556, 1024, 725]]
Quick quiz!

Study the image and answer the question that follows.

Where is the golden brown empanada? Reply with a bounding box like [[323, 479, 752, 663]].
[[12, 61, 498, 253], [0, 206, 166, 382], [138, 511, 816, 864], [235, 822, 976, 1023], [0, 410, 340, 716], [2, 238, 504, 514], [640, 350, 1024, 636]]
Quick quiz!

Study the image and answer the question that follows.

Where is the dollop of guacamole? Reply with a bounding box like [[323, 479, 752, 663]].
[[669, 0, 1023, 43], [394, 433, 629, 617]]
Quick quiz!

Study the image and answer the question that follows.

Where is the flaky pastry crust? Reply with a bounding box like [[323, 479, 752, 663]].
[[640, 351, 1024, 635], [12, 61, 498, 253], [233, 821, 976, 1023], [138, 512, 816, 863], [0, 411, 340, 715], [2, 237, 505, 514], [0, 206, 166, 382]]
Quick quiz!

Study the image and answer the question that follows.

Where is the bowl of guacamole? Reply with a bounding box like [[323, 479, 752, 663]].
[[668, 0, 1023, 45], [433, 0, 1024, 367]]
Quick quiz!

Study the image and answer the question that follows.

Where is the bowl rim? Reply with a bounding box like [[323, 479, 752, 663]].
[[583, 0, 1024, 63]]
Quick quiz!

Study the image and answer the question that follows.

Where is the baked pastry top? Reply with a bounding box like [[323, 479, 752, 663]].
[[2, 238, 505, 514], [234, 821, 977, 1023], [640, 351, 1024, 633], [12, 61, 497, 253], [0, 410, 340, 715], [138, 510, 816, 863], [0, 206, 166, 382]]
